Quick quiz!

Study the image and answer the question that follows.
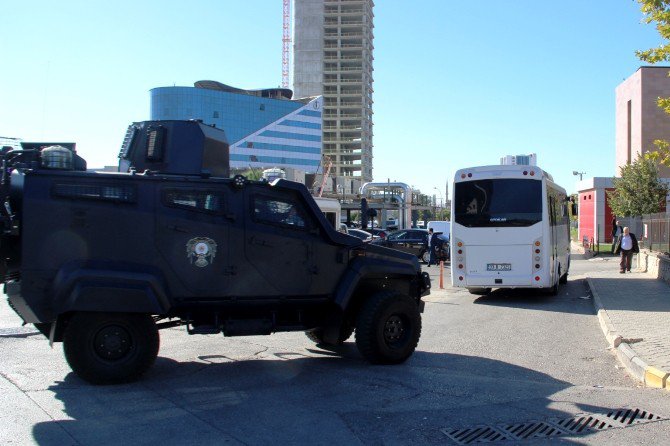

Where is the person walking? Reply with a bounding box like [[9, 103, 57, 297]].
[[614, 226, 639, 273], [611, 219, 623, 253], [426, 228, 434, 267]]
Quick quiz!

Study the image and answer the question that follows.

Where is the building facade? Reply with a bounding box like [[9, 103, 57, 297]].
[[293, 0, 374, 182], [615, 66, 670, 178], [150, 81, 323, 173], [576, 177, 615, 245]]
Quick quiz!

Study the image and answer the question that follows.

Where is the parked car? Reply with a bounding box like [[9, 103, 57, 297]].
[[427, 221, 450, 241], [348, 228, 373, 242], [371, 229, 429, 262], [364, 228, 388, 240]]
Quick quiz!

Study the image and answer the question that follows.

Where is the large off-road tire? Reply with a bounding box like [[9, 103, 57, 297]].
[[305, 325, 354, 345], [63, 312, 159, 385], [355, 291, 421, 364]]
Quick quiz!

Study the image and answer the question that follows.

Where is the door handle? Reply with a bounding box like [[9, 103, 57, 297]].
[[167, 225, 189, 233], [249, 236, 273, 248]]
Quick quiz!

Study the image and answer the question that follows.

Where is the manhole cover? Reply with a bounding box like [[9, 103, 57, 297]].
[[442, 408, 665, 444], [0, 326, 40, 337]]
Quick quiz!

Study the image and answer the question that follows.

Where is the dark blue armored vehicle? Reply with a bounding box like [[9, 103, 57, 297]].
[[0, 120, 430, 384]]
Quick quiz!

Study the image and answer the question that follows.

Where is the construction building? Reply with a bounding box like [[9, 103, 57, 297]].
[[615, 66, 670, 178], [293, 0, 375, 182], [150, 81, 322, 173]]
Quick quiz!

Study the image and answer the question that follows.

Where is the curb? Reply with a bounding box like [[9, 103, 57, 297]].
[[586, 277, 670, 389]]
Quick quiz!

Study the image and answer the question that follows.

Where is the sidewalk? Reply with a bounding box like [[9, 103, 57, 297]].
[[586, 254, 670, 390]]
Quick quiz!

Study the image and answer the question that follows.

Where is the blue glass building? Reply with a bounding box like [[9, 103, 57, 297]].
[[150, 81, 322, 173]]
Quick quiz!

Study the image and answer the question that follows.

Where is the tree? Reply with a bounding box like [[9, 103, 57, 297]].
[[607, 156, 668, 217], [636, 0, 670, 166]]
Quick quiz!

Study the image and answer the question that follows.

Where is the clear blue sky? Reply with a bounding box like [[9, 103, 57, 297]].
[[0, 1, 662, 195]]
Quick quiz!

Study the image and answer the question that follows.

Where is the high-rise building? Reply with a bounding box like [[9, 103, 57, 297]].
[[293, 0, 374, 182], [150, 81, 323, 173], [615, 66, 670, 178]]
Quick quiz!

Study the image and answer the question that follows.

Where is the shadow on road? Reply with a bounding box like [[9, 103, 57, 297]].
[[33, 348, 615, 445], [471, 280, 596, 316]]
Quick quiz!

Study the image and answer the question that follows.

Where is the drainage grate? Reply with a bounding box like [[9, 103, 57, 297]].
[[442, 409, 665, 445], [607, 408, 663, 425], [442, 426, 508, 444], [501, 421, 565, 441], [552, 414, 616, 434]]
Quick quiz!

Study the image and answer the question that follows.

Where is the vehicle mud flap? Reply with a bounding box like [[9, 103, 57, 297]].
[[48, 319, 57, 348], [320, 311, 345, 345]]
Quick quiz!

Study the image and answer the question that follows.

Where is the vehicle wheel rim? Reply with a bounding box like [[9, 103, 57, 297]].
[[383, 314, 407, 347], [93, 325, 132, 361]]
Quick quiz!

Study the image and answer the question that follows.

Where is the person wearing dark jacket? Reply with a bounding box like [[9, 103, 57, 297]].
[[610, 218, 623, 253], [613, 227, 640, 273], [427, 231, 445, 267]]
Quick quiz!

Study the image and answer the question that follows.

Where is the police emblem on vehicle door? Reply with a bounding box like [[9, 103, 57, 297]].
[[186, 237, 217, 267]]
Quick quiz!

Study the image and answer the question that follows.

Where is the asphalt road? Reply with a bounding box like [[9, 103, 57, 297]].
[[1, 255, 669, 445]]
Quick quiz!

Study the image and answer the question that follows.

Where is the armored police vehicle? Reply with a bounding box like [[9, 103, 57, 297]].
[[0, 120, 430, 384]]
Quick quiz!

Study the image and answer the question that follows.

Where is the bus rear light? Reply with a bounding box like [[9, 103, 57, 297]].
[[523, 170, 528, 175], [535, 276, 540, 281], [534, 256, 540, 261], [458, 264, 463, 269], [460, 173, 466, 179], [535, 264, 540, 269], [534, 241, 541, 246], [458, 276, 463, 281], [457, 249, 462, 254], [535, 248, 540, 254], [457, 242, 463, 247], [467, 173, 472, 177], [530, 171, 535, 176]]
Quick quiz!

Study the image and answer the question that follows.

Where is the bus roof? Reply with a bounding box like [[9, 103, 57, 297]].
[[454, 165, 554, 183]]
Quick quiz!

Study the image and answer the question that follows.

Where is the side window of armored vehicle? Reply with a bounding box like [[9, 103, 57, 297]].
[[52, 182, 137, 203], [252, 195, 309, 229], [163, 189, 224, 213]]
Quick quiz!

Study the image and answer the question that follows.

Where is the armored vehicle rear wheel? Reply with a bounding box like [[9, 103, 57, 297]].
[[63, 312, 159, 385], [355, 291, 421, 364], [305, 325, 354, 346]]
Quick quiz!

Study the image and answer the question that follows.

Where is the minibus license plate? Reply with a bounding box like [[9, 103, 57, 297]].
[[487, 263, 511, 271]]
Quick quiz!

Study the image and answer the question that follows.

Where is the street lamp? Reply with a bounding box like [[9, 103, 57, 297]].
[[572, 171, 586, 181]]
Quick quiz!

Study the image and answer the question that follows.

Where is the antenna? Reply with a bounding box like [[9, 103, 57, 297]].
[[282, 0, 291, 88]]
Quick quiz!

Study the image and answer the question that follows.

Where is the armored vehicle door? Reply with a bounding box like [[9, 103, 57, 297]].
[[243, 187, 317, 295], [155, 185, 232, 296]]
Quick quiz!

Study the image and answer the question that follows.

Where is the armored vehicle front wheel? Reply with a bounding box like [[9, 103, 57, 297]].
[[355, 291, 421, 364], [305, 325, 354, 346], [63, 312, 159, 385]]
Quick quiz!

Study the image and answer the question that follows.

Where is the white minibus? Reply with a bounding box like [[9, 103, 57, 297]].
[[450, 165, 570, 295]]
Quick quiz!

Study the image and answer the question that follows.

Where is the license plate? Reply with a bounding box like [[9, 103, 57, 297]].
[[487, 263, 511, 271]]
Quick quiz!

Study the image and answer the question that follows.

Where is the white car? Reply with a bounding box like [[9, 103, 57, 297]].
[[347, 228, 373, 242]]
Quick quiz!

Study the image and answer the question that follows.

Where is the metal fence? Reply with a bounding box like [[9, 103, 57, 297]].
[[641, 213, 670, 254]]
